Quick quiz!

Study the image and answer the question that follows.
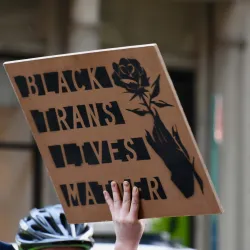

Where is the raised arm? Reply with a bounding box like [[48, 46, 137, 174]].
[[103, 181, 145, 250]]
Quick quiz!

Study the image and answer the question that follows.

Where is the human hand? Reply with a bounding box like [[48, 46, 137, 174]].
[[103, 181, 145, 250]]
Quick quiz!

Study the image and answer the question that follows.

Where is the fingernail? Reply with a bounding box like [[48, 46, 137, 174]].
[[133, 186, 138, 193], [111, 181, 116, 187], [103, 190, 107, 196], [124, 181, 129, 186]]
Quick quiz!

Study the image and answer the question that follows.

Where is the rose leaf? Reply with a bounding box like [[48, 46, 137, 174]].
[[151, 100, 173, 108], [126, 108, 150, 116], [150, 75, 160, 100]]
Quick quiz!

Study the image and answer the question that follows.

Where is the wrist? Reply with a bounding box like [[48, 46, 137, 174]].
[[114, 241, 139, 250]]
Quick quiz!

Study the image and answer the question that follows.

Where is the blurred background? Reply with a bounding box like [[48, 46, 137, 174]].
[[0, 0, 248, 250]]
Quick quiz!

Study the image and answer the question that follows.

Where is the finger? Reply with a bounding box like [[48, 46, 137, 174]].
[[129, 186, 140, 219], [121, 181, 131, 214], [103, 190, 114, 214], [111, 181, 121, 211]]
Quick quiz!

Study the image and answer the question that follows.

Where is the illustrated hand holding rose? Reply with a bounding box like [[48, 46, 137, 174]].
[[103, 181, 145, 250], [111, 58, 204, 199]]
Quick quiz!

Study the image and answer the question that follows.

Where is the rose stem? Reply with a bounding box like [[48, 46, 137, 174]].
[[141, 94, 155, 117]]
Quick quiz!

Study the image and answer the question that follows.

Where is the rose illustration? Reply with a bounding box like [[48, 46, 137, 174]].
[[112, 58, 204, 198], [112, 58, 150, 98]]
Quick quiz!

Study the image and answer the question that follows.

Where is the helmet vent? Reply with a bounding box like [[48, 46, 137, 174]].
[[19, 232, 34, 241], [31, 224, 47, 233], [60, 213, 68, 230], [26, 216, 32, 222], [45, 216, 61, 234]]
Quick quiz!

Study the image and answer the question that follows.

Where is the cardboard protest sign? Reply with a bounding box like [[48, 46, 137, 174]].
[[4, 44, 223, 223]]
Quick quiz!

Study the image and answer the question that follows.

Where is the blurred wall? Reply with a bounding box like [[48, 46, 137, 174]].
[[0, 106, 32, 241], [212, 3, 250, 250], [100, 1, 202, 69], [0, 0, 45, 55]]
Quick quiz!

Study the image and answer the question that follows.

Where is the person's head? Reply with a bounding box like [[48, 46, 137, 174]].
[[15, 204, 94, 250]]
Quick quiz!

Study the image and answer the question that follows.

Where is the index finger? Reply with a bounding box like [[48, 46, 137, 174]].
[[103, 190, 114, 214]]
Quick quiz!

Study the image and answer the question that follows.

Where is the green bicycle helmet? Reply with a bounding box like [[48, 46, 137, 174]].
[[16, 204, 94, 250]]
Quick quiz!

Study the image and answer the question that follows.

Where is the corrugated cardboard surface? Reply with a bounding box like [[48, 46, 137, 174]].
[[4, 44, 223, 223]]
